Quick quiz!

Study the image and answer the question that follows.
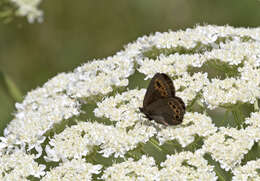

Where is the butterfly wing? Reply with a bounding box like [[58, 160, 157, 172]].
[[143, 73, 176, 107], [141, 97, 185, 126]]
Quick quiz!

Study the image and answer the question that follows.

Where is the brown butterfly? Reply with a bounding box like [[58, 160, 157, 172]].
[[140, 73, 185, 126]]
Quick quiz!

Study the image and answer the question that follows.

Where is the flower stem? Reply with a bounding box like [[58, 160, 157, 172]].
[[148, 138, 163, 152], [254, 99, 259, 111], [126, 152, 138, 160], [231, 106, 243, 129]]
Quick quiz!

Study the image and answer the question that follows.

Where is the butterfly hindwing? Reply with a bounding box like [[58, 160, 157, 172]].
[[142, 97, 185, 126]]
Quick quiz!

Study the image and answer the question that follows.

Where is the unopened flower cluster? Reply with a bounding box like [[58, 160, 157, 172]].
[[1, 25, 260, 180]]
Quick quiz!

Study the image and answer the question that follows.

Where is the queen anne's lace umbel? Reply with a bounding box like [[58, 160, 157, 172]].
[[1, 25, 260, 180]]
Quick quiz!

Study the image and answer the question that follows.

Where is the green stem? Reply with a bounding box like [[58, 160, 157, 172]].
[[148, 138, 163, 152], [86, 146, 100, 164], [223, 109, 229, 126], [0, 71, 23, 102], [231, 109, 241, 129], [254, 99, 259, 111], [126, 152, 138, 160], [184, 135, 203, 152], [150, 137, 159, 145], [186, 94, 202, 112], [86, 153, 97, 163], [224, 110, 229, 119]]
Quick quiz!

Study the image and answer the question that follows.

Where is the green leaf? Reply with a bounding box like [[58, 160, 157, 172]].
[[0, 0, 16, 23], [241, 141, 260, 166], [204, 153, 233, 181], [183, 135, 204, 152], [140, 140, 166, 165]]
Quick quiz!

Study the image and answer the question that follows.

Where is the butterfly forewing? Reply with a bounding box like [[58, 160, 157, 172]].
[[143, 73, 176, 107], [143, 97, 185, 125]]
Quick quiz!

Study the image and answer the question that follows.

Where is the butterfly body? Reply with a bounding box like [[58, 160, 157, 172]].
[[140, 73, 185, 126]]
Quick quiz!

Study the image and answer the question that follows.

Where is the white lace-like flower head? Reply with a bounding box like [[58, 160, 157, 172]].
[[1, 25, 260, 180]]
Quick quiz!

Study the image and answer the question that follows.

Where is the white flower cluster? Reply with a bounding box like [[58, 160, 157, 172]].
[[173, 72, 209, 105], [102, 152, 217, 181], [0, 149, 45, 180], [160, 151, 217, 181], [138, 30, 260, 109], [67, 56, 134, 98], [45, 121, 156, 160], [245, 111, 260, 129], [141, 26, 260, 50], [10, 0, 43, 23], [245, 111, 260, 142], [101, 155, 160, 181], [42, 158, 102, 181], [2, 54, 134, 152], [201, 127, 255, 171], [94, 89, 145, 128], [157, 112, 217, 147], [138, 53, 207, 78], [3, 93, 80, 152], [203, 63, 260, 109], [1, 25, 260, 179], [232, 159, 260, 181]]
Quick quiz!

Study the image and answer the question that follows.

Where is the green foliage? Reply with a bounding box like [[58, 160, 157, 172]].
[[143, 42, 213, 59], [241, 142, 260, 166], [0, 71, 23, 102], [188, 59, 243, 80], [0, 0, 16, 23], [142, 36, 235, 60], [204, 153, 233, 181]]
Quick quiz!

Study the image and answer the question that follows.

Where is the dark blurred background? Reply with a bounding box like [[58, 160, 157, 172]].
[[1, 0, 260, 133]]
